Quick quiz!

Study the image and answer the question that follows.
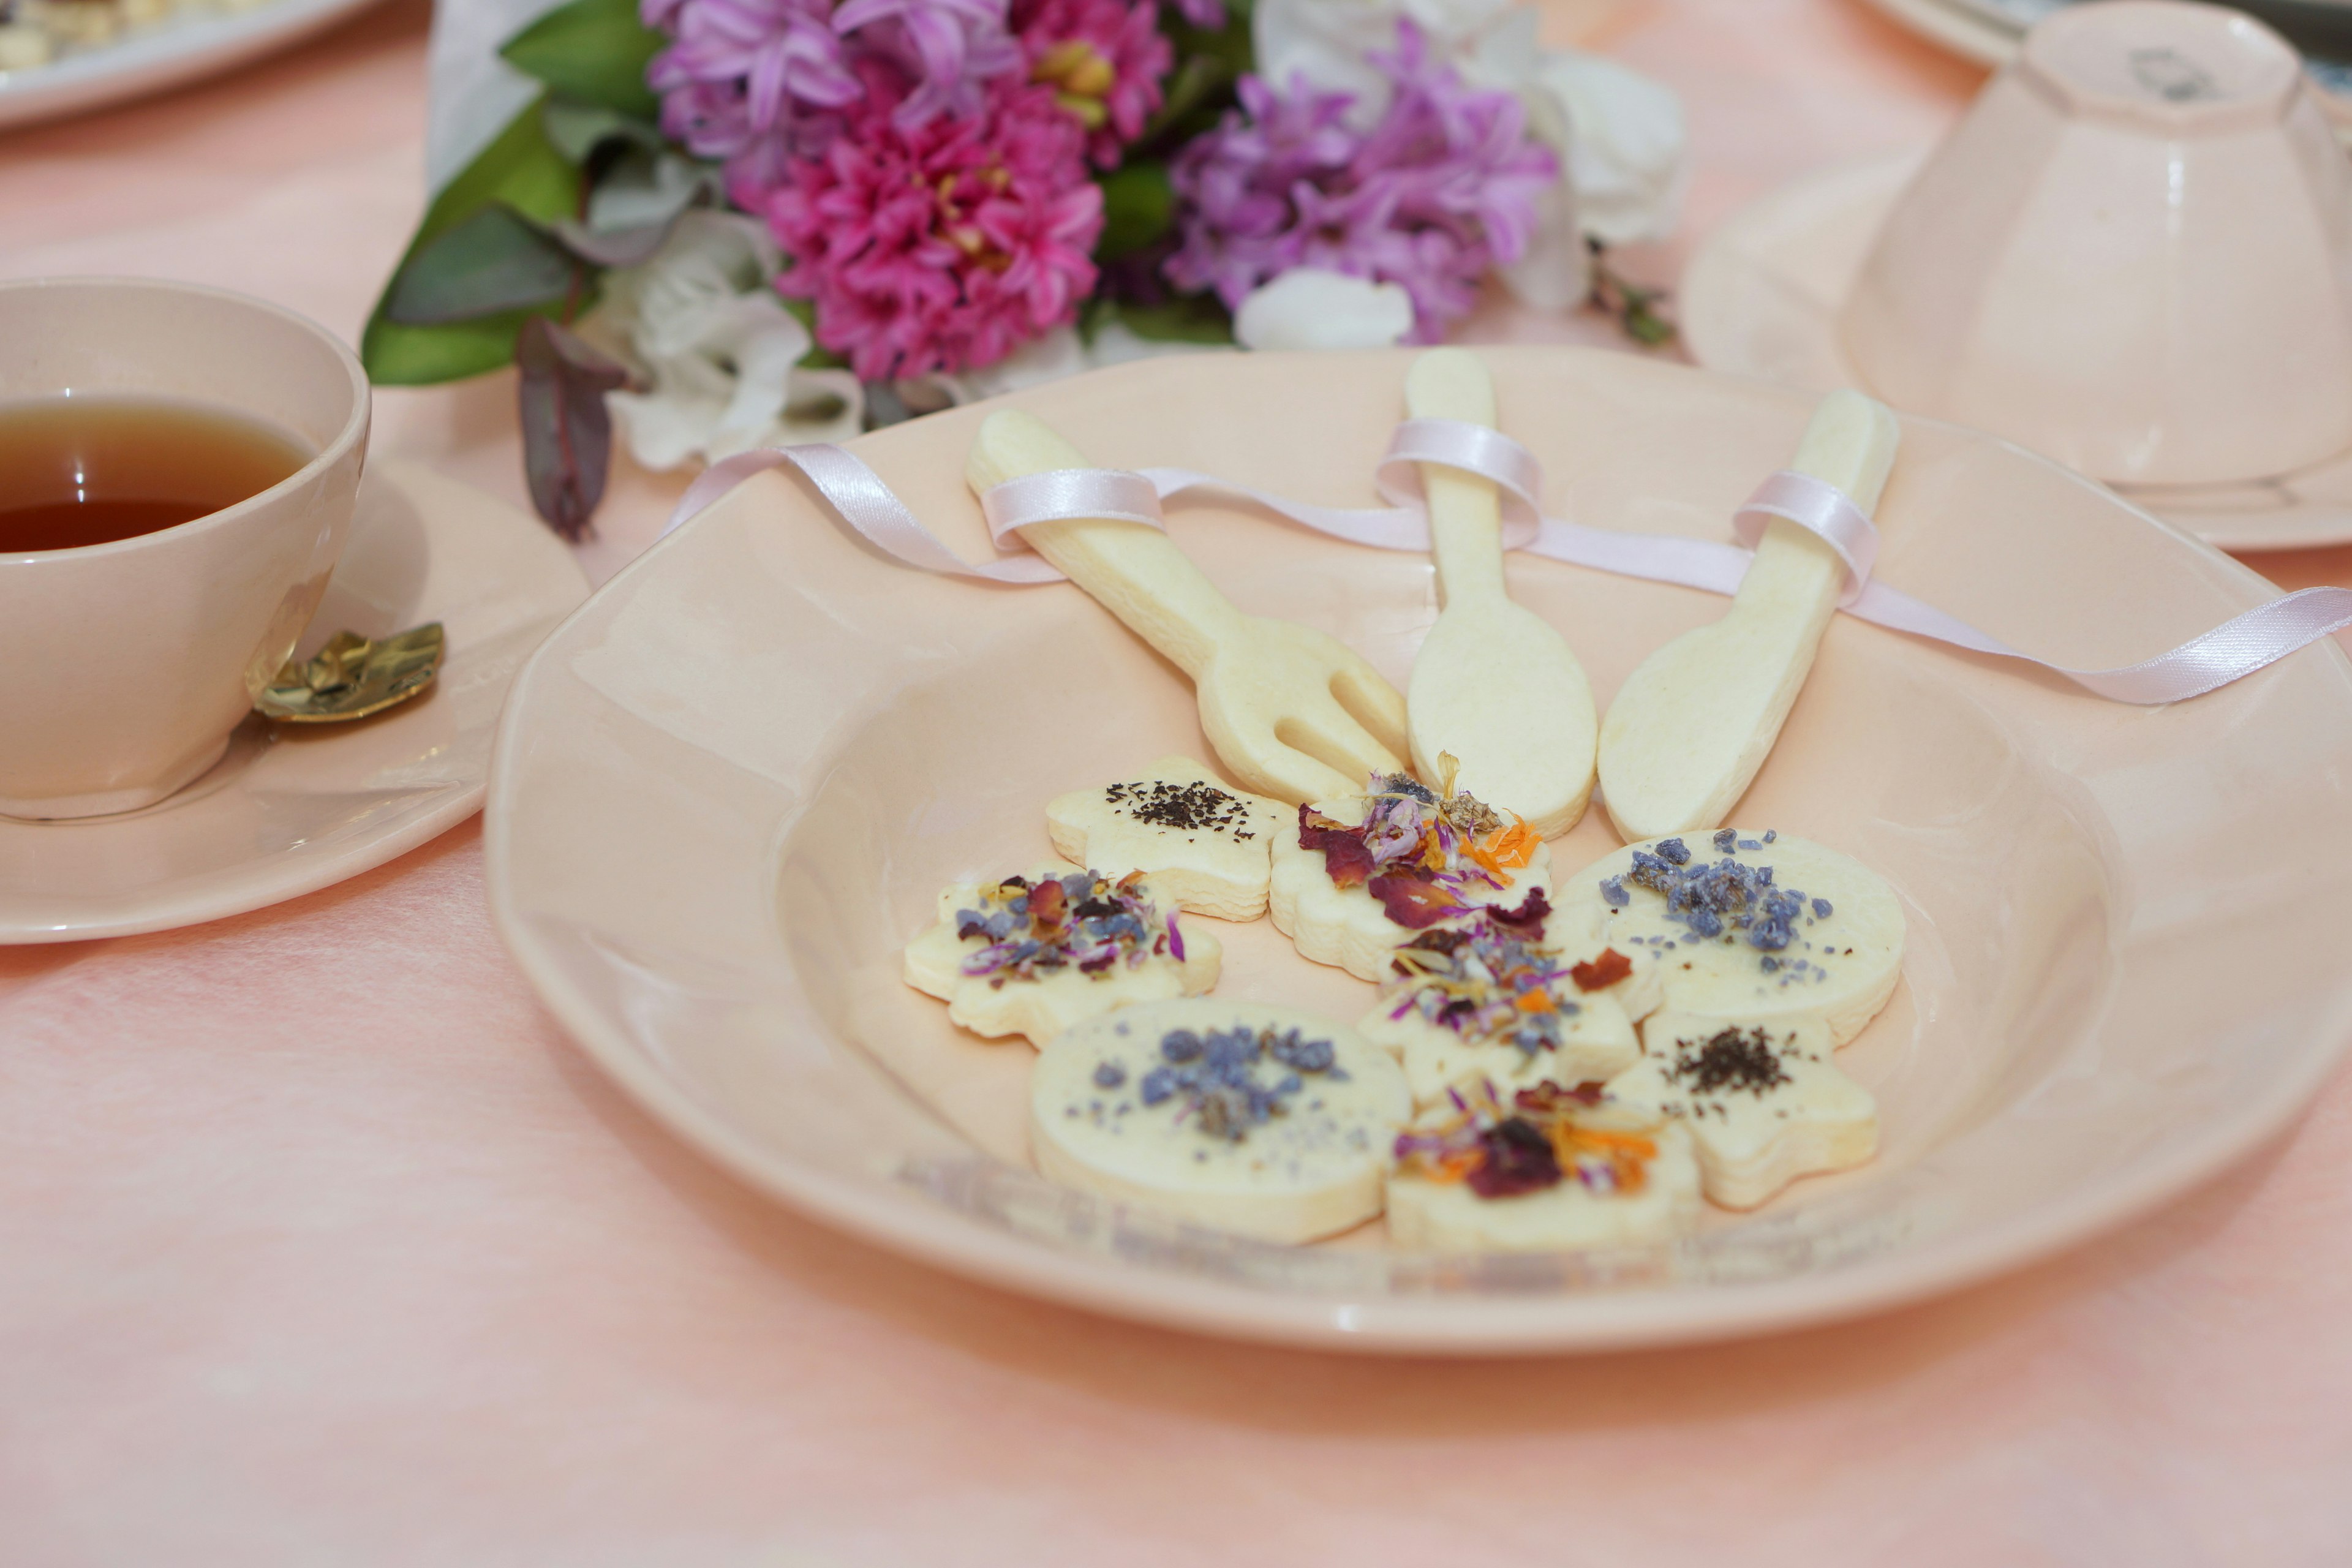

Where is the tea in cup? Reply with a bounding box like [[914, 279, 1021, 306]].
[[0, 277, 369, 820]]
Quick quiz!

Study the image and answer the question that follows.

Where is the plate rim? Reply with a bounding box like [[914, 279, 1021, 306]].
[[0, 0, 390, 132], [482, 349, 2352, 1354]]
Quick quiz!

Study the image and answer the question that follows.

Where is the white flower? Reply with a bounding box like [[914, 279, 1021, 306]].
[[938, 326, 1092, 403], [1538, 51, 1688, 247], [884, 323, 1226, 415], [586, 209, 862, 470], [1252, 0, 1528, 130], [1084, 320, 1234, 369], [1234, 270, 1415, 351], [1248, 0, 1686, 303]]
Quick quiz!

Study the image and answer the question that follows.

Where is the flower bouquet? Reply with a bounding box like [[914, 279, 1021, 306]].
[[369, 0, 1686, 535]]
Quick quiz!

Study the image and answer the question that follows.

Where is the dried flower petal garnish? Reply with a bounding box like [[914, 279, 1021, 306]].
[[1604, 840, 1822, 959], [1137, 1022, 1350, 1143], [255, 624, 444, 723], [1569, 948, 1632, 992], [1295, 755, 1538, 930], [952, 868, 1175, 987], [1384, 897, 1585, 1060], [1393, 1079, 1664, 1200]]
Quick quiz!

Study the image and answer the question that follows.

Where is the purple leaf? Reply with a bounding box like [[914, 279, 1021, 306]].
[[516, 317, 630, 540]]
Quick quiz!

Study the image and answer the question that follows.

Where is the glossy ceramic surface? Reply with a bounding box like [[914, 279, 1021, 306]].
[[0, 459, 587, 942], [1844, 2, 2352, 487], [1865, 0, 2352, 119], [1863, 0, 2030, 66], [1684, 150, 2352, 549], [0, 0, 388, 131], [486, 348, 2352, 1354], [0, 278, 369, 818]]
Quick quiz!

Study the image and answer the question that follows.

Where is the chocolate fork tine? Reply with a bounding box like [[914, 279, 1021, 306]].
[[964, 408, 1409, 805]]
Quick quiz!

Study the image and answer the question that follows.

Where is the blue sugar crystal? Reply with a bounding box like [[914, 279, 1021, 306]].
[[1093, 1061, 1126, 1090]]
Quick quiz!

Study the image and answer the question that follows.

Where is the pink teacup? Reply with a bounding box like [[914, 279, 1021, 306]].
[[1839, 0, 2352, 486], [0, 279, 369, 820]]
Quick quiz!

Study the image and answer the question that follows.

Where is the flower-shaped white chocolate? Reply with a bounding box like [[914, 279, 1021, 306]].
[[1269, 790, 1553, 983], [902, 865, 1219, 1047], [1365, 993, 1639, 1114], [1356, 916, 1658, 1112], [1605, 1010, 1877, 1210], [1386, 1108, 1702, 1251], [1555, 831, 1904, 1044], [1030, 999, 1412, 1244], [1044, 755, 1288, 921]]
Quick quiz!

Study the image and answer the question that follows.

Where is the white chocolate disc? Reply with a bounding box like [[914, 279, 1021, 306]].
[[1555, 831, 1904, 1044], [903, 865, 1220, 1047], [1269, 793, 1553, 983], [1044, 755, 1287, 921], [1607, 1011, 1878, 1210], [1030, 999, 1411, 1243]]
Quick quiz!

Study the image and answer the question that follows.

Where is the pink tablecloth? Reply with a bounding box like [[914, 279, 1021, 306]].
[[6, 4, 2350, 1561]]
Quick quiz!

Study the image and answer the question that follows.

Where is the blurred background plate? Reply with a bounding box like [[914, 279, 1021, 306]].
[[1864, 0, 2352, 123], [0, 0, 388, 132]]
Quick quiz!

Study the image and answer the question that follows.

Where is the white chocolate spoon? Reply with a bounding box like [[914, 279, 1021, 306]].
[[1596, 389, 1901, 840], [1401, 349, 1597, 837], [966, 409, 1409, 805]]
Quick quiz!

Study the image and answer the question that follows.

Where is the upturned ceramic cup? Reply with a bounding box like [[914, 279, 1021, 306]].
[[0, 279, 369, 820], [1839, 0, 2352, 486]]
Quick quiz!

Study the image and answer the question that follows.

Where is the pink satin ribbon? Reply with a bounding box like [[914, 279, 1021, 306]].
[[665, 420, 2352, 706]]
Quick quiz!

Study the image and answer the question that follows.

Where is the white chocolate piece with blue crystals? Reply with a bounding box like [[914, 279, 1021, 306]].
[[1044, 755, 1287, 921], [1554, 831, 1903, 1045], [1606, 1011, 1878, 1210], [903, 865, 1221, 1047], [1269, 783, 1554, 984], [1029, 999, 1412, 1243]]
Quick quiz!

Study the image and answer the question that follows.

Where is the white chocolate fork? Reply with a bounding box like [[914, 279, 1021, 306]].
[[1402, 349, 1597, 838], [1597, 389, 1901, 841], [965, 409, 1410, 805]]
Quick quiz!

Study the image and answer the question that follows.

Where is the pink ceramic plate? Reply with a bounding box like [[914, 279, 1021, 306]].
[[0, 0, 390, 132], [1682, 151, 2352, 551], [485, 348, 2352, 1354]]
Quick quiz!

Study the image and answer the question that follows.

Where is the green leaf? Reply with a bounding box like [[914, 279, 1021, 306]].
[[363, 99, 584, 385], [1096, 164, 1173, 262], [1085, 293, 1234, 346], [775, 294, 851, 371], [385, 205, 578, 325], [516, 316, 631, 539], [501, 0, 665, 120], [1136, 0, 1255, 156], [541, 97, 666, 164]]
